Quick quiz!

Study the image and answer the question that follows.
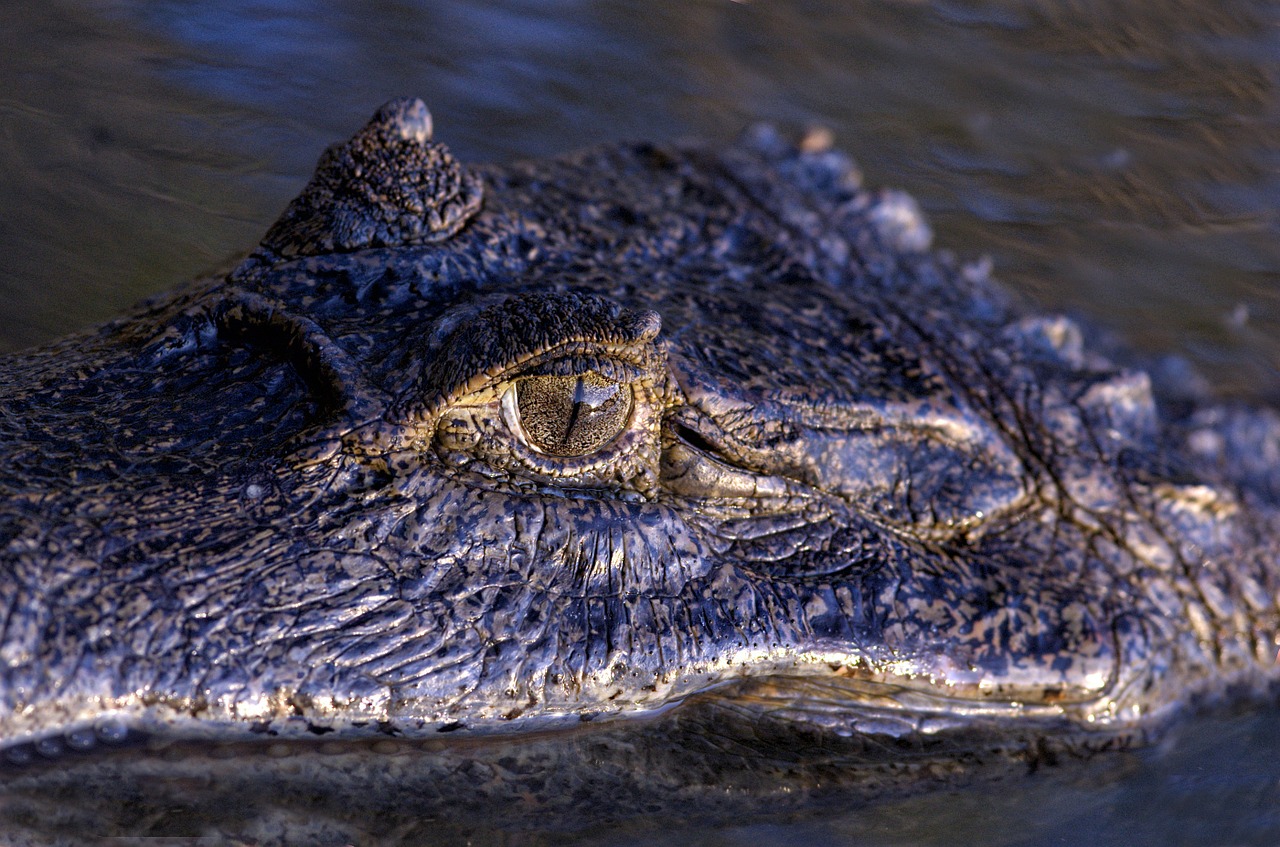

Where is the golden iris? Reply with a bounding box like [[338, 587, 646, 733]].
[[511, 373, 632, 457]]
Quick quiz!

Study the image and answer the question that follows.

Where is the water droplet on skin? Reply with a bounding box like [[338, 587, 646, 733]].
[[65, 728, 96, 751], [95, 718, 128, 744]]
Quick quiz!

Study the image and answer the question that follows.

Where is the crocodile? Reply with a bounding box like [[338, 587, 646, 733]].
[[2, 98, 1279, 842]]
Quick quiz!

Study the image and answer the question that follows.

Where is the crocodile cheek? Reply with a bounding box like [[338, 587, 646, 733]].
[[395, 290, 669, 496]]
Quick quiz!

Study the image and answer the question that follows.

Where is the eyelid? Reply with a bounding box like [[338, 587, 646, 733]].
[[417, 297, 668, 497], [498, 350, 651, 384], [499, 382, 529, 447], [405, 292, 662, 424]]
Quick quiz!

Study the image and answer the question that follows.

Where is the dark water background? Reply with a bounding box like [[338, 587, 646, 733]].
[[1, 1, 1279, 844]]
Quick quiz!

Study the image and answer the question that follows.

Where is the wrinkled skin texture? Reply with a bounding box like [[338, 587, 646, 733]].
[[2, 99, 1280, 841]]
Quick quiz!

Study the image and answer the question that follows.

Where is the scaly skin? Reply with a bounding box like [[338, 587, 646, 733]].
[[1, 98, 1278, 840]]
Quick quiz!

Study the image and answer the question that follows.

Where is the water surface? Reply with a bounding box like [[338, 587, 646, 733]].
[[2, 1, 1278, 843]]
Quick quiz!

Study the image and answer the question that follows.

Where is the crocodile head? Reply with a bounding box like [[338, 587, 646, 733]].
[[2, 99, 1278, 770]]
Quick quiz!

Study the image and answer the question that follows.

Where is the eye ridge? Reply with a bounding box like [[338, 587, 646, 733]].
[[511, 372, 633, 457]]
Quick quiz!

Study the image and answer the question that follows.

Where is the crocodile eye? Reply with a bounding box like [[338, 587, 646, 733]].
[[503, 373, 633, 457]]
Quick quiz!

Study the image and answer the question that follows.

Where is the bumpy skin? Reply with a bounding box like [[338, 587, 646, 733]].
[[2, 99, 1280, 839]]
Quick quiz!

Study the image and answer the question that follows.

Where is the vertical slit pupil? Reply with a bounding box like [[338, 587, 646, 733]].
[[516, 372, 633, 456]]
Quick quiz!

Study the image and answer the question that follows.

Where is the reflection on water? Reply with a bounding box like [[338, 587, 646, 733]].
[[1, 0, 1278, 843], [602, 708, 1280, 847]]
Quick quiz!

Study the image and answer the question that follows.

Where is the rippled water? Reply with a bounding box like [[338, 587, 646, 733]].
[[4, 1, 1278, 393], [2, 1, 1279, 843]]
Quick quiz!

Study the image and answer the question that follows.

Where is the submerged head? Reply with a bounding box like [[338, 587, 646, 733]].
[[1, 100, 1277, 768]]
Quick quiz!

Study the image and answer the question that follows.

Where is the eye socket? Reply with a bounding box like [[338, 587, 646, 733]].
[[503, 373, 633, 457]]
